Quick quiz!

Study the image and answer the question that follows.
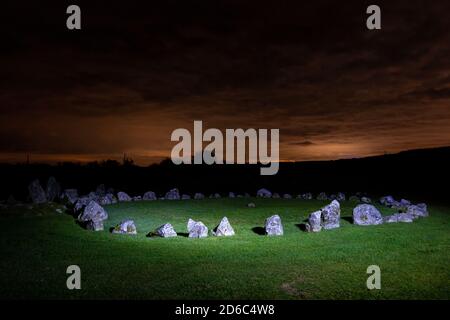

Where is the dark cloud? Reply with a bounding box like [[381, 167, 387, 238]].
[[0, 0, 449, 163]]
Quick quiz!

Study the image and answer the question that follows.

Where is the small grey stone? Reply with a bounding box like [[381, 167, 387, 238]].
[[247, 202, 256, 208], [112, 219, 137, 235], [360, 196, 372, 204], [306, 200, 340, 232], [317, 192, 328, 201], [117, 192, 132, 202], [256, 188, 272, 198], [272, 193, 280, 199], [155, 223, 177, 237], [336, 192, 346, 201], [143, 191, 157, 200], [321, 200, 341, 230], [301, 193, 313, 200], [74, 196, 91, 212], [187, 219, 208, 238], [265, 215, 283, 236], [305, 210, 322, 232], [379, 195, 395, 207], [283, 194, 292, 199], [99, 193, 117, 205], [212, 217, 235, 236], [353, 204, 383, 226], [165, 188, 180, 200], [407, 204, 429, 218], [400, 199, 411, 206], [78, 200, 108, 222], [194, 193, 205, 200], [383, 213, 415, 223]]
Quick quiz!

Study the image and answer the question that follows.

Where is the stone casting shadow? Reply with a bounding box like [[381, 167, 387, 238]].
[[341, 216, 353, 224], [252, 226, 266, 236]]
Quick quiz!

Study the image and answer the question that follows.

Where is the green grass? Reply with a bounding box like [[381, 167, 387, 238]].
[[0, 198, 449, 299]]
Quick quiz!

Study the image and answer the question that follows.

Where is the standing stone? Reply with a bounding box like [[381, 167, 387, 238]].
[[400, 199, 411, 207], [194, 193, 205, 200], [407, 204, 429, 218], [305, 210, 322, 232], [112, 219, 137, 235], [349, 195, 359, 202], [380, 195, 395, 207], [306, 200, 341, 232], [360, 196, 372, 204], [155, 223, 177, 237], [336, 192, 346, 202], [228, 192, 236, 198], [187, 218, 196, 232], [28, 179, 47, 204], [383, 213, 415, 223], [78, 200, 108, 222], [272, 193, 280, 199], [302, 193, 313, 200], [132, 196, 142, 201], [182, 194, 191, 200], [353, 204, 383, 226], [187, 219, 208, 238], [257, 188, 272, 198], [165, 188, 180, 200], [317, 192, 328, 201], [213, 193, 221, 198], [143, 191, 157, 201], [244, 193, 251, 198], [265, 215, 283, 236], [46, 177, 61, 202], [212, 217, 235, 236], [117, 191, 132, 202], [74, 196, 91, 212], [86, 220, 104, 231], [283, 194, 292, 199], [321, 200, 341, 229], [99, 193, 116, 205], [95, 184, 106, 197], [62, 189, 79, 204]]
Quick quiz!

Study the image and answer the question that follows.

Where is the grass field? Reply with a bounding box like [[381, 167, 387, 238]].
[[0, 198, 449, 300]]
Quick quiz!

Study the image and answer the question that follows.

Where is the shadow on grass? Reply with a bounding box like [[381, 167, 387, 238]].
[[341, 216, 353, 224], [295, 223, 308, 232], [177, 232, 189, 238], [252, 226, 266, 235]]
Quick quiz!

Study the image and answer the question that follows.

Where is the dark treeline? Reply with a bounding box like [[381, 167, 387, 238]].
[[1, 147, 449, 204]]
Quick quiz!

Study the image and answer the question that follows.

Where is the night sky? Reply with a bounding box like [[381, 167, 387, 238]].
[[1, 0, 449, 164]]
